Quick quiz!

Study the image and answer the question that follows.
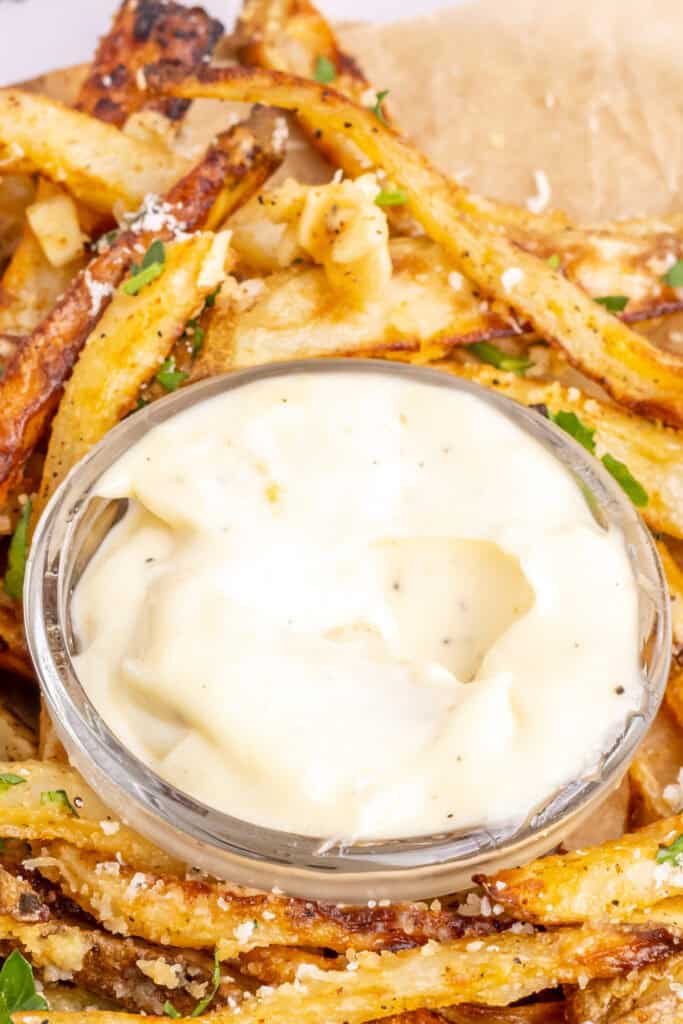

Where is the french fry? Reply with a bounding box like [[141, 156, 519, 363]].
[[629, 704, 683, 827], [75, 0, 223, 127], [439, 1007, 566, 1024], [0, 90, 189, 215], [0, 864, 47, 922], [40, 840, 496, 958], [666, 665, 683, 732], [25, 185, 86, 269], [0, 761, 181, 875], [32, 231, 231, 521], [0, 175, 34, 269], [0, 911, 243, 1015], [0, 602, 32, 679], [566, 950, 683, 1024], [478, 814, 683, 925], [152, 67, 683, 427], [0, 118, 280, 507], [15, 925, 676, 1024], [658, 542, 683, 655], [0, 700, 37, 761]]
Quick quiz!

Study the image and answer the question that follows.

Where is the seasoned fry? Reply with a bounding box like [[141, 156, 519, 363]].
[[439, 1007, 565, 1024], [478, 814, 683, 924], [0, 912, 245, 1015], [0, 118, 279, 507], [0, 175, 34, 269], [152, 67, 683, 426], [0, 90, 189, 214], [0, 761, 181, 875], [25, 186, 86, 269], [567, 950, 683, 1024], [75, 0, 223, 127], [39, 841, 495, 958], [33, 231, 231, 520], [666, 664, 683, 733], [0, 602, 31, 679], [658, 542, 683, 655], [0, 700, 37, 761], [15, 925, 675, 1024], [629, 704, 683, 827]]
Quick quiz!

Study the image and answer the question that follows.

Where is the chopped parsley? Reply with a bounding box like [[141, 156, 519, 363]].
[[122, 239, 165, 296], [0, 950, 48, 1024], [185, 318, 205, 357], [663, 259, 683, 289], [550, 410, 648, 507], [3, 499, 31, 601], [547, 253, 561, 270], [126, 396, 149, 418], [594, 294, 629, 313], [165, 949, 221, 1018], [656, 832, 683, 866], [0, 774, 26, 795], [550, 411, 596, 454], [156, 356, 188, 392], [40, 789, 79, 817], [467, 341, 531, 376], [371, 90, 389, 124], [601, 453, 648, 507], [203, 284, 221, 309], [375, 188, 408, 207], [314, 55, 337, 84]]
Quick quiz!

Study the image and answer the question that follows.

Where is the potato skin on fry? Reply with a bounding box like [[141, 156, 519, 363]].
[[0, 121, 275, 507], [76, 0, 223, 127]]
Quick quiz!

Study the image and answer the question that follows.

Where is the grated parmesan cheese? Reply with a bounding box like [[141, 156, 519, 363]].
[[526, 169, 552, 214], [501, 267, 524, 293]]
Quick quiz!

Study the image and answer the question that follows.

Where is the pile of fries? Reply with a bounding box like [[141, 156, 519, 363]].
[[3, 0, 683, 1021]]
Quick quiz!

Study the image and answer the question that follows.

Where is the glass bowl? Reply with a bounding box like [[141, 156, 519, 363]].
[[24, 359, 671, 900]]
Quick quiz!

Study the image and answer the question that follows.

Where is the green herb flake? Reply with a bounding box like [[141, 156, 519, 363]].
[[547, 253, 561, 270], [467, 341, 531, 376], [0, 774, 26, 796], [594, 294, 629, 313], [314, 55, 337, 84], [40, 789, 79, 817], [656, 832, 683, 865], [602, 453, 648, 507], [663, 259, 683, 289], [375, 188, 408, 207], [0, 949, 48, 1024], [156, 356, 188, 392], [3, 499, 32, 601], [551, 410, 596, 455], [371, 90, 389, 124], [203, 284, 221, 309], [186, 318, 205, 357], [164, 1002, 182, 1019], [191, 949, 221, 1017], [122, 239, 166, 296]]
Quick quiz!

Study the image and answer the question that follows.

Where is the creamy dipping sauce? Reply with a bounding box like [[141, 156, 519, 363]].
[[72, 370, 643, 840]]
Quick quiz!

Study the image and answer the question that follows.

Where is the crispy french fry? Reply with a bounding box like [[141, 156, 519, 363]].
[[666, 664, 683, 732], [658, 542, 683, 655], [438, 1007, 566, 1024], [478, 814, 683, 925], [0, 118, 280, 507], [41, 841, 495, 958], [0, 911, 242, 1015], [152, 67, 683, 426], [25, 186, 86, 269], [0, 90, 189, 214], [567, 951, 683, 1024], [239, 945, 339, 985], [629, 704, 683, 827], [15, 925, 676, 1024], [0, 699, 36, 761], [76, 0, 223, 127], [0, 761, 181, 875], [437, 361, 683, 539], [0, 864, 47, 922], [0, 175, 34, 269], [0, 602, 31, 679], [32, 231, 231, 520]]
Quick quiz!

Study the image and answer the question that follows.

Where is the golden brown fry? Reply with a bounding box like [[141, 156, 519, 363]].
[[438, 361, 683, 539], [0, 761, 181, 875], [76, 0, 223, 127], [0, 911, 244, 1015], [16, 925, 675, 1024], [32, 231, 231, 521], [238, 945, 339, 985], [658, 542, 683, 656], [0, 699, 37, 761], [478, 814, 683, 925], [438, 1007, 565, 1024], [567, 950, 683, 1024], [0, 175, 34, 270], [0, 864, 47, 922], [41, 841, 495, 958], [629, 704, 683, 827], [152, 66, 683, 426], [0, 90, 189, 214], [666, 664, 683, 733], [0, 119, 278, 507], [0, 602, 31, 679]]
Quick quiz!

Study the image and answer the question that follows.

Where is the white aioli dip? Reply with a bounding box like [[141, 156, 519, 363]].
[[73, 370, 642, 840]]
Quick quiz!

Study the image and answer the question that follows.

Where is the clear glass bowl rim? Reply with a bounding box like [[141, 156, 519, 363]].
[[24, 358, 671, 900]]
